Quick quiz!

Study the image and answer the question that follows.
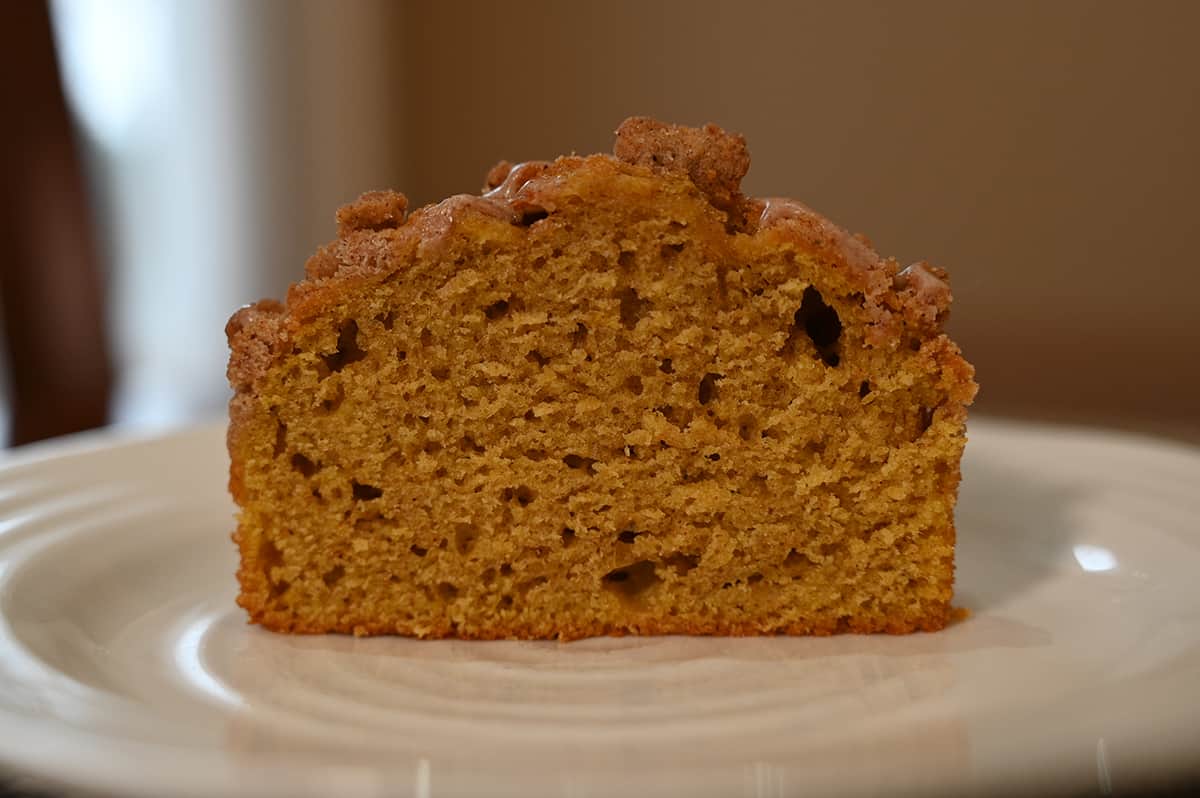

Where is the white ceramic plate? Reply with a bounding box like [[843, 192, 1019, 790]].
[[1, 419, 1198, 798]]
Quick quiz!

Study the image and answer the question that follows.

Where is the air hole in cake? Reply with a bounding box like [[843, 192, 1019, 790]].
[[431, 366, 450, 381], [794, 286, 842, 366], [515, 485, 535, 506], [484, 298, 511, 320], [410, 544, 427, 557], [459, 435, 485, 453], [623, 445, 639, 458], [375, 311, 395, 330], [618, 287, 651, 329], [698, 372, 722, 405], [321, 319, 366, 374], [518, 208, 549, 226], [918, 406, 935, 434], [858, 522, 887, 542], [659, 357, 674, 374], [618, 250, 635, 269], [909, 338, 922, 352], [499, 595, 514, 609], [705, 452, 721, 461], [561, 528, 577, 548], [571, 322, 589, 347], [617, 530, 642, 544], [259, 538, 284, 574], [500, 563, 514, 576], [397, 350, 407, 363], [660, 242, 685, 259], [785, 548, 816, 574], [481, 567, 496, 584], [819, 541, 843, 559], [601, 560, 661, 603], [526, 349, 550, 367], [748, 572, 764, 584], [419, 328, 433, 347], [519, 575, 549, 595], [269, 579, 290, 600], [272, 419, 287, 457], [716, 266, 730, 305], [622, 374, 644, 396], [663, 552, 699, 576], [525, 449, 547, 462], [562, 454, 598, 474], [454, 523, 478, 555], [423, 440, 443, 455], [859, 380, 872, 398], [351, 481, 383, 501], [437, 582, 459, 601], [320, 383, 345, 413], [523, 409, 536, 422], [655, 404, 686, 427], [322, 565, 345, 587], [737, 413, 759, 441], [291, 453, 318, 477]]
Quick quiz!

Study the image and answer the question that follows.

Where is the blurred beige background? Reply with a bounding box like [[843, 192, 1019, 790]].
[[7, 0, 1198, 444]]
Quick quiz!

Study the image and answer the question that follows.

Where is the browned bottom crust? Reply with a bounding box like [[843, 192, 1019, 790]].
[[237, 594, 952, 640]]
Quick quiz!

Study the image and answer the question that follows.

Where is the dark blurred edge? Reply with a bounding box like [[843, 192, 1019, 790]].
[[0, 0, 113, 447], [1, 769, 1199, 798]]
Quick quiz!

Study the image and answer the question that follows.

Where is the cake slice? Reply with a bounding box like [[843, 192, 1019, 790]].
[[226, 117, 976, 638]]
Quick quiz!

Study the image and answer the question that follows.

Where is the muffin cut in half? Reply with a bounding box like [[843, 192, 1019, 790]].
[[226, 117, 976, 638]]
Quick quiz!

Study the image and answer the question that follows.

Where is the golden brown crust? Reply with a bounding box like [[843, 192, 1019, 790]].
[[483, 160, 513, 191], [483, 160, 551, 202], [335, 189, 409, 236], [613, 116, 752, 224], [240, 600, 952, 640], [228, 120, 958, 392], [750, 197, 964, 350], [225, 299, 286, 392]]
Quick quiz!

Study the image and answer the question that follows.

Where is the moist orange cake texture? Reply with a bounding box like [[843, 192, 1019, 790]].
[[225, 117, 977, 639]]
